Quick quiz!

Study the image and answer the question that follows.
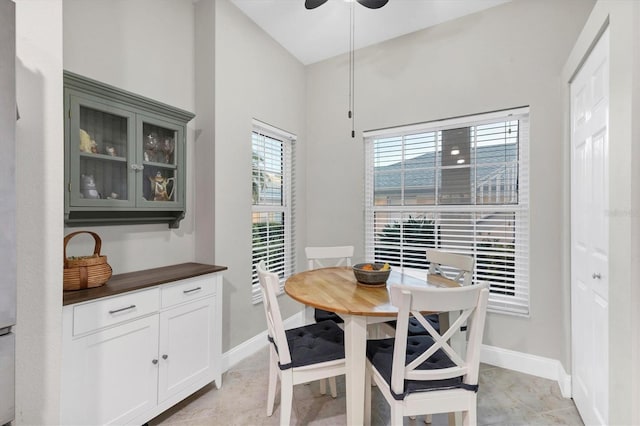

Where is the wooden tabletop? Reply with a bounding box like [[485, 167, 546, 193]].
[[284, 266, 458, 317]]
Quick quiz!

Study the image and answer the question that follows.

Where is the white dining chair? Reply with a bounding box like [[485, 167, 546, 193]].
[[384, 249, 475, 338], [304, 245, 354, 324], [364, 282, 489, 426], [256, 261, 346, 426], [426, 248, 475, 287], [304, 245, 354, 397]]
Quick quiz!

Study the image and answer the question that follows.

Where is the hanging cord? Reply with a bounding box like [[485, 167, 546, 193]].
[[348, 1, 355, 138], [348, 1, 352, 122]]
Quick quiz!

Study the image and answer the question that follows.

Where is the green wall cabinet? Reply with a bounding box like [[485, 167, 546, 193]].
[[64, 71, 195, 228]]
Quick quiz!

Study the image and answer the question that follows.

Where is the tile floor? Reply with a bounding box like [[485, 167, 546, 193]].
[[149, 347, 583, 426]]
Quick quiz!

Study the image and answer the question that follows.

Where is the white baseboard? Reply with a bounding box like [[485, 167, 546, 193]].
[[481, 344, 572, 398], [221, 310, 305, 373]]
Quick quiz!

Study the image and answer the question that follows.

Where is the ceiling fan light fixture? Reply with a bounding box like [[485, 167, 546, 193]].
[[305, 0, 389, 9], [304, 0, 329, 10], [356, 0, 389, 9]]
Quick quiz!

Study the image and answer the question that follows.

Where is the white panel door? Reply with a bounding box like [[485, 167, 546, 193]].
[[158, 297, 215, 403], [64, 315, 159, 425], [571, 27, 609, 426]]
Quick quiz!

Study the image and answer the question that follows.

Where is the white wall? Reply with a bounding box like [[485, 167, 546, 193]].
[[563, 1, 640, 423], [62, 0, 196, 273], [306, 0, 594, 367], [194, 0, 216, 263], [212, 0, 307, 350], [15, 0, 63, 423]]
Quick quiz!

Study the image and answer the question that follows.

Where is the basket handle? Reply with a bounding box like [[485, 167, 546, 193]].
[[63, 231, 103, 266]]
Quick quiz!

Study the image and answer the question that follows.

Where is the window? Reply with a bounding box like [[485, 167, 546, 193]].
[[251, 120, 296, 303], [364, 107, 530, 315]]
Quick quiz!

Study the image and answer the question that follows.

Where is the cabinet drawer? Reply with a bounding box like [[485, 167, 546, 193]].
[[161, 275, 215, 309], [73, 288, 160, 336]]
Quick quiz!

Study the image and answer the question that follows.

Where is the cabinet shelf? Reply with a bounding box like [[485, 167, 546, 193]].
[[64, 71, 195, 228], [65, 209, 186, 229], [143, 160, 178, 169], [79, 152, 127, 162]]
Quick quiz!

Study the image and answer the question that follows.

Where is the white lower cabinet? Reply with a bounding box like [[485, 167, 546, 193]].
[[64, 314, 159, 425], [61, 272, 223, 426], [158, 297, 215, 403]]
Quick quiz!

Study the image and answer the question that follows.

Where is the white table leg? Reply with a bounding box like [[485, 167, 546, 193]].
[[304, 305, 314, 325], [343, 314, 368, 426]]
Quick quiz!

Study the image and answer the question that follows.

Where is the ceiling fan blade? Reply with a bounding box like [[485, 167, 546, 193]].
[[356, 0, 389, 9], [305, 0, 329, 9]]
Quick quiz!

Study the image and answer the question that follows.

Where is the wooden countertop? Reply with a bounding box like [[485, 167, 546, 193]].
[[63, 262, 227, 306]]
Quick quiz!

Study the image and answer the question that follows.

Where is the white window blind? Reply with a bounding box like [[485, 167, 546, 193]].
[[251, 120, 296, 304], [364, 108, 530, 315]]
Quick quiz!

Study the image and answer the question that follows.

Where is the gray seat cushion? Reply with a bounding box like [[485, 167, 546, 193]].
[[385, 313, 440, 335], [366, 335, 469, 400], [314, 308, 344, 324], [272, 320, 345, 370]]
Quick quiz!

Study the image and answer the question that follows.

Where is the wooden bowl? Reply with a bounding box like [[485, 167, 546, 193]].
[[352, 263, 391, 287]]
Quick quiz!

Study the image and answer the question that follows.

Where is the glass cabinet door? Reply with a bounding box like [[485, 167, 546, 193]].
[[138, 116, 183, 206], [68, 96, 136, 208]]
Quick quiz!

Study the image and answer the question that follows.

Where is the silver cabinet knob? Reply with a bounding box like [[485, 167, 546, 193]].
[[592, 273, 601, 279], [152, 359, 158, 365], [162, 354, 168, 360]]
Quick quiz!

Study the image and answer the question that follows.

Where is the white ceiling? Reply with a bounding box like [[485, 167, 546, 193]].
[[230, 0, 511, 65]]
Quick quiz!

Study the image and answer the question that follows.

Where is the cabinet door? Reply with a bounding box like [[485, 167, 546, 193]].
[[63, 315, 159, 426], [67, 93, 136, 208], [158, 297, 214, 403], [137, 114, 184, 208]]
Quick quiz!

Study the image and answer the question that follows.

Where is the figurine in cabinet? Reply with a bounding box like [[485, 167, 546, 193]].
[[148, 171, 174, 201], [80, 174, 100, 199], [144, 132, 159, 162], [161, 138, 174, 164], [79, 129, 97, 154]]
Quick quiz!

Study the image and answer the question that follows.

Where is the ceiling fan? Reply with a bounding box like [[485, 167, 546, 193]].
[[305, 0, 389, 10]]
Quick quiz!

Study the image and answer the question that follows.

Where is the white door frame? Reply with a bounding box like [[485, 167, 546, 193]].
[[563, 3, 640, 424], [569, 26, 609, 426]]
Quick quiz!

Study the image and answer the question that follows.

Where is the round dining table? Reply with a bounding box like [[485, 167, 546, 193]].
[[285, 266, 458, 426]]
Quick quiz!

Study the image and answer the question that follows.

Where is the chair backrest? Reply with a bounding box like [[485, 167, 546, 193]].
[[426, 249, 474, 286], [305, 245, 354, 270], [257, 260, 292, 367], [388, 283, 489, 396]]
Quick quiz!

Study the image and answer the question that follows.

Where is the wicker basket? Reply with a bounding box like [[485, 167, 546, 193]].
[[63, 231, 112, 291]]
